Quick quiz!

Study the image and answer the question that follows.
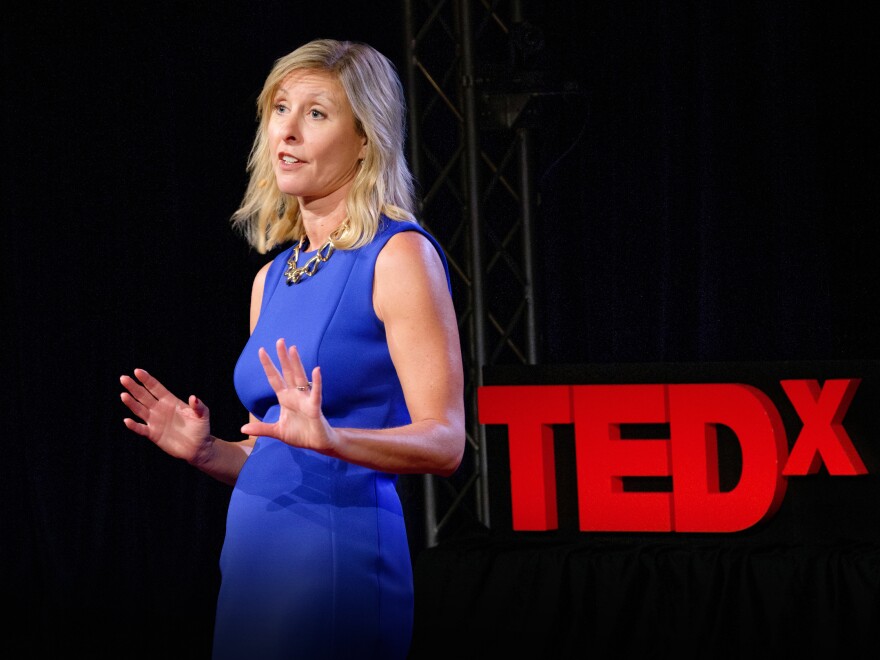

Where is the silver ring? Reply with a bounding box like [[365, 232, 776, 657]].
[[295, 382, 312, 391]]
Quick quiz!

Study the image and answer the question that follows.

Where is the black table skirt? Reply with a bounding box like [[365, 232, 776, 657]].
[[409, 528, 880, 659]]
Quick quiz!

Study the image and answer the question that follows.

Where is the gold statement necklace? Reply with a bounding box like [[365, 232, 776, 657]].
[[284, 228, 341, 285]]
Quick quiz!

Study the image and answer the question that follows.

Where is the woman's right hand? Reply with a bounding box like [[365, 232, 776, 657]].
[[120, 368, 212, 465]]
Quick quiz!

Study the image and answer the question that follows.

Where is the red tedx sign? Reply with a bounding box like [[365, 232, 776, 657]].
[[477, 380, 867, 532]]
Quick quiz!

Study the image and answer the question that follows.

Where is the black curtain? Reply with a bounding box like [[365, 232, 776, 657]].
[[3, 1, 877, 657], [533, 1, 877, 365]]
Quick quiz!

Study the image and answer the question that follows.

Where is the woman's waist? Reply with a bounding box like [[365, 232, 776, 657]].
[[236, 435, 398, 501]]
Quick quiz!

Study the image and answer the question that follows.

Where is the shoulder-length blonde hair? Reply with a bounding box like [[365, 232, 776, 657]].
[[231, 39, 416, 253]]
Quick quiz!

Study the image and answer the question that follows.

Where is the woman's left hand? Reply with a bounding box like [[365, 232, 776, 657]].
[[240, 338, 337, 453]]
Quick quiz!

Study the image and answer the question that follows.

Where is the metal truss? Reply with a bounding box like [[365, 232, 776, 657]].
[[403, 0, 547, 547]]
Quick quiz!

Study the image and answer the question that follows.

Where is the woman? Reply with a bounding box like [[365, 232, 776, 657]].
[[120, 39, 465, 659]]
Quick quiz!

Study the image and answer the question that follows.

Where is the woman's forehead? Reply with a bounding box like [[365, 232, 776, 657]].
[[277, 69, 344, 100]]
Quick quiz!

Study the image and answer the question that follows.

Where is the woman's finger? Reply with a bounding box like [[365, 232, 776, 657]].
[[241, 419, 273, 437], [310, 366, 323, 406], [286, 344, 311, 389], [274, 339, 311, 391], [120, 374, 156, 406], [258, 346, 287, 392], [132, 368, 174, 401], [274, 338, 296, 385], [276, 339, 309, 387], [120, 391, 150, 421], [122, 416, 150, 438]]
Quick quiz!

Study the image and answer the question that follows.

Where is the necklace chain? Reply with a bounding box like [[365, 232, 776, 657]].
[[284, 234, 337, 285]]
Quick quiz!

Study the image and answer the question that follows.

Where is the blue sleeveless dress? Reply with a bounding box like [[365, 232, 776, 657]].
[[213, 217, 450, 660]]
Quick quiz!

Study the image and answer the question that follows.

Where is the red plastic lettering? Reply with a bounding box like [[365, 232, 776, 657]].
[[669, 384, 788, 532], [572, 385, 672, 531], [477, 385, 572, 530], [781, 379, 867, 475]]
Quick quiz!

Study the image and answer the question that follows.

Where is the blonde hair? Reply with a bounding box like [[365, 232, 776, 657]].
[[231, 39, 416, 253]]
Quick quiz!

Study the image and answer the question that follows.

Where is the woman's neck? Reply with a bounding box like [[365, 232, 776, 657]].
[[298, 190, 348, 247]]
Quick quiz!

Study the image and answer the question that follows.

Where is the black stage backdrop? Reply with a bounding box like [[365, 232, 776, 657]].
[[3, 1, 878, 658]]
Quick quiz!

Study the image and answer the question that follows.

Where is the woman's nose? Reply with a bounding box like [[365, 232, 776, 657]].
[[280, 115, 301, 142]]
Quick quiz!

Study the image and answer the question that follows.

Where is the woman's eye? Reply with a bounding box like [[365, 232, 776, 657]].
[[309, 109, 326, 119], [273, 103, 289, 114]]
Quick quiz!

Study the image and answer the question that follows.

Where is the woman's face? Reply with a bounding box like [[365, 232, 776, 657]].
[[268, 69, 367, 205]]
